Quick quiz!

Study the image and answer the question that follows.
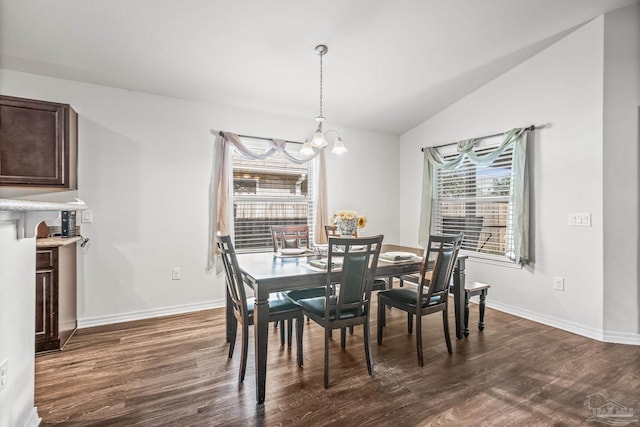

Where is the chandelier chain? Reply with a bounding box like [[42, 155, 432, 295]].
[[319, 51, 323, 118]]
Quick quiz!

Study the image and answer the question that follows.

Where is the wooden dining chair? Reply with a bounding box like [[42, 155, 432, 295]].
[[216, 234, 304, 383], [377, 233, 463, 366], [271, 225, 310, 252], [297, 235, 384, 388], [324, 224, 358, 238]]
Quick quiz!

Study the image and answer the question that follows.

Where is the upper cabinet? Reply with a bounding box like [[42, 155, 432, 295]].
[[0, 95, 77, 188]]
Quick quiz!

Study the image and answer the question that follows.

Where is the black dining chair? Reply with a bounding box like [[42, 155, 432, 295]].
[[324, 225, 387, 291], [377, 233, 463, 366], [274, 225, 328, 305], [297, 235, 383, 388], [216, 234, 304, 383]]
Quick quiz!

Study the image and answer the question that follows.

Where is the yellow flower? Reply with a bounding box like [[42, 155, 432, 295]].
[[358, 215, 367, 228]]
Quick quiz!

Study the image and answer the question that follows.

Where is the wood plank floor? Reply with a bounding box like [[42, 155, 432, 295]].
[[35, 297, 640, 426]]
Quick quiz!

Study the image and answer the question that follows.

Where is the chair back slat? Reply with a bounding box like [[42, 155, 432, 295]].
[[327, 235, 383, 320], [418, 233, 464, 306], [215, 234, 248, 319], [271, 225, 310, 252]]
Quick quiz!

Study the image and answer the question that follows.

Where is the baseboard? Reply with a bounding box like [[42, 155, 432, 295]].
[[77, 299, 225, 329], [22, 407, 41, 427], [486, 300, 608, 342], [601, 330, 640, 345]]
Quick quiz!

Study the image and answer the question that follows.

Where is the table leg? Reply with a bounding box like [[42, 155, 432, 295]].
[[254, 284, 270, 404], [452, 257, 466, 340], [463, 291, 470, 337], [478, 290, 487, 331]]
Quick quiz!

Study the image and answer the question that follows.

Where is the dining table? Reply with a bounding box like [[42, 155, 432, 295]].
[[228, 243, 467, 404]]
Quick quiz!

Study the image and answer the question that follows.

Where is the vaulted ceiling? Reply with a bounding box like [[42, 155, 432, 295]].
[[1, 0, 637, 134]]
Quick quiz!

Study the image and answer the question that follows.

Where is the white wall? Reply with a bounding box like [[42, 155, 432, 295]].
[[602, 4, 640, 338], [400, 18, 608, 338], [0, 69, 399, 325], [0, 225, 38, 426]]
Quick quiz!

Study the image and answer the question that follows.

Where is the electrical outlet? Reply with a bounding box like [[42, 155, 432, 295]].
[[568, 213, 591, 227], [0, 359, 8, 391], [172, 267, 182, 280], [553, 277, 565, 291]]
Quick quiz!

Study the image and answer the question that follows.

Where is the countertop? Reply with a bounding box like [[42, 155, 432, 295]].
[[36, 236, 82, 247]]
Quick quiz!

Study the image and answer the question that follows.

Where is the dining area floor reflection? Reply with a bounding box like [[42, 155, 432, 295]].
[[34, 293, 640, 426]]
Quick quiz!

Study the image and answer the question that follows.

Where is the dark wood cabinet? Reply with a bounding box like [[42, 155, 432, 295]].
[[35, 242, 77, 353], [0, 95, 77, 188]]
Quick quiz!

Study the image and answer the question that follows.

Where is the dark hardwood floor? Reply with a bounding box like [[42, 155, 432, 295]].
[[35, 295, 640, 426]]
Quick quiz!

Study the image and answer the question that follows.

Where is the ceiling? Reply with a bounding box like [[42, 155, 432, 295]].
[[1, 0, 637, 135]]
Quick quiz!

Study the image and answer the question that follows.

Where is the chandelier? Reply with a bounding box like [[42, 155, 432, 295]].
[[300, 44, 347, 155]]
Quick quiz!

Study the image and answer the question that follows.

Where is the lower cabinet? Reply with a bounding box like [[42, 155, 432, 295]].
[[35, 243, 77, 353]]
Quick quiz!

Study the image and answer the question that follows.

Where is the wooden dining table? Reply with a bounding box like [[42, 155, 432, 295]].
[[229, 243, 467, 404]]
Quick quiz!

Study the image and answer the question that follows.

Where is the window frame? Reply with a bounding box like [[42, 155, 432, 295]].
[[230, 139, 315, 253], [430, 137, 518, 264]]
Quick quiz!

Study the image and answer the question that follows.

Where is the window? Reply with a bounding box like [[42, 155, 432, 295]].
[[232, 139, 314, 251], [431, 138, 516, 260]]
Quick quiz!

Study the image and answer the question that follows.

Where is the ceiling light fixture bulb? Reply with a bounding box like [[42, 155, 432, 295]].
[[331, 137, 347, 154]]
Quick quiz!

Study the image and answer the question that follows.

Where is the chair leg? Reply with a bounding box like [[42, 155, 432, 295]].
[[296, 316, 304, 367], [377, 297, 385, 344], [228, 317, 238, 358], [349, 325, 354, 335], [341, 327, 346, 349], [363, 319, 374, 377], [280, 319, 286, 346], [443, 309, 452, 354], [407, 312, 413, 334], [287, 319, 293, 348], [239, 322, 249, 383], [416, 314, 424, 367], [324, 328, 330, 389]]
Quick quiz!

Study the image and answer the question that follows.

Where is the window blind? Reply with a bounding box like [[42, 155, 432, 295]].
[[432, 141, 515, 258], [232, 140, 314, 251]]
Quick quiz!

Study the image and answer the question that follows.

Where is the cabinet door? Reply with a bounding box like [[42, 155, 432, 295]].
[[0, 95, 77, 188], [36, 247, 59, 353], [35, 269, 56, 341]]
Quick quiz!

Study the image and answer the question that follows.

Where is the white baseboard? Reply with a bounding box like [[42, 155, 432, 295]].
[[485, 300, 639, 345], [22, 407, 41, 427], [601, 330, 640, 345], [77, 299, 225, 329]]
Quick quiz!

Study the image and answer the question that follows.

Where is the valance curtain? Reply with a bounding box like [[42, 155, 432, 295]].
[[207, 131, 328, 272], [418, 128, 529, 264]]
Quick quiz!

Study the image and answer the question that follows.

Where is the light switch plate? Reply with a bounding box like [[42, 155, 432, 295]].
[[81, 210, 93, 223]]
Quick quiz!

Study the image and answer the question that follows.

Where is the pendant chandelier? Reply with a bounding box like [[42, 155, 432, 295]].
[[301, 44, 347, 155]]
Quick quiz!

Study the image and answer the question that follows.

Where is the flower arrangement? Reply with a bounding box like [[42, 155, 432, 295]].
[[330, 210, 367, 236]]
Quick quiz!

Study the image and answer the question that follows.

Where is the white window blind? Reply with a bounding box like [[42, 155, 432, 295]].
[[232, 140, 314, 251], [432, 139, 515, 259]]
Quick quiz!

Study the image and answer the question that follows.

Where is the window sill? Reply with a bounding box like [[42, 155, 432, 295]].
[[463, 251, 523, 269]]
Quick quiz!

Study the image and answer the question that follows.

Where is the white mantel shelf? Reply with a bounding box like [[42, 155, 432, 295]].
[[0, 198, 88, 240]]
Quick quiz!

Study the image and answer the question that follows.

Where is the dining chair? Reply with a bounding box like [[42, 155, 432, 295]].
[[377, 233, 463, 366], [324, 225, 387, 291], [273, 225, 328, 304], [324, 224, 358, 238], [297, 235, 384, 388], [271, 225, 310, 252], [216, 234, 304, 383]]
